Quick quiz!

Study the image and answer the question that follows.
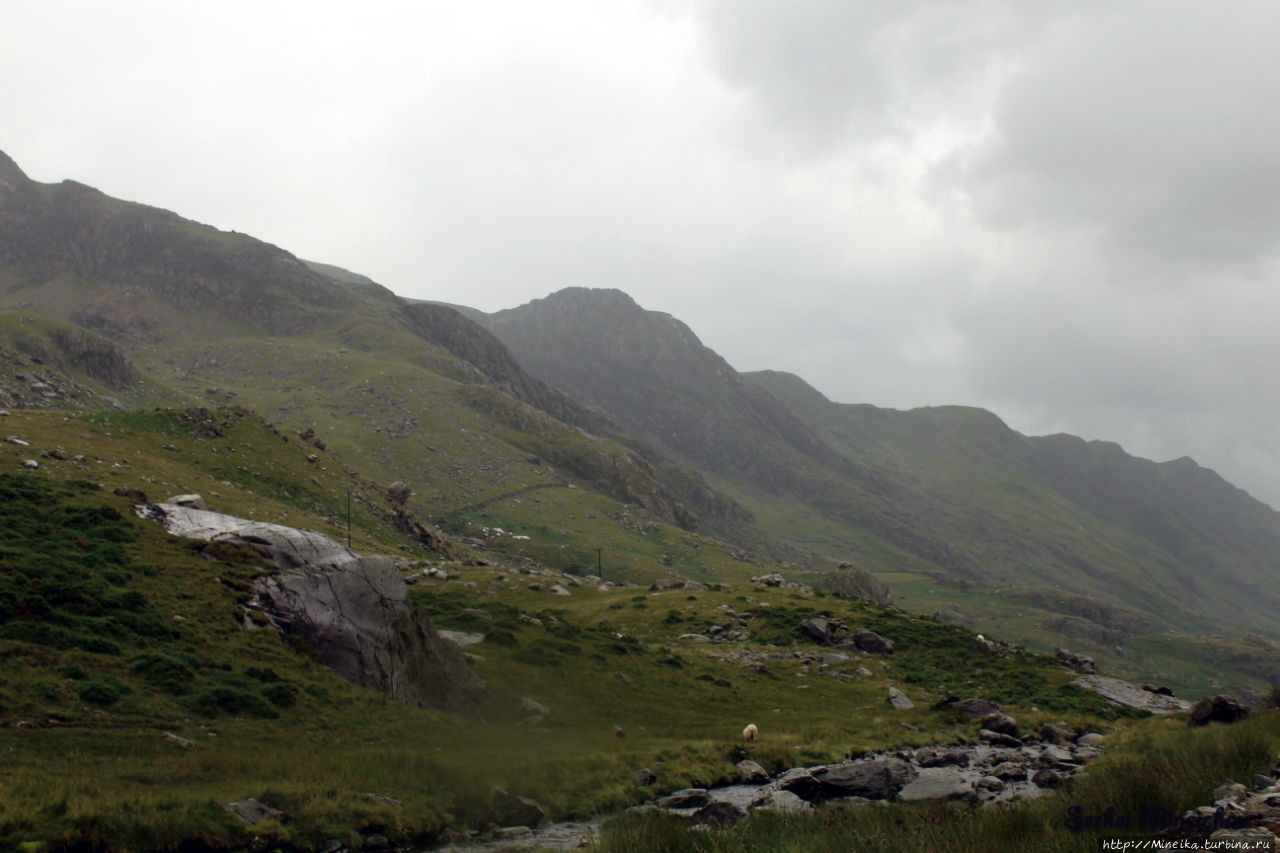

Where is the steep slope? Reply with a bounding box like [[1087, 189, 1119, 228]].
[[482, 288, 1280, 645], [0, 152, 758, 551]]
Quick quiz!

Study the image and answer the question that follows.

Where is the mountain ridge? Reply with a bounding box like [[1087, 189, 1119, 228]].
[[482, 286, 1280, 640], [0, 149, 1275, 689]]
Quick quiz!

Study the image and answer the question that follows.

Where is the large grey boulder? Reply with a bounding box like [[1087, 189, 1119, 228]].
[[138, 503, 487, 718], [813, 758, 917, 800]]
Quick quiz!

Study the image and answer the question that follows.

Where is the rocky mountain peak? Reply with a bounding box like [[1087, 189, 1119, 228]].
[[0, 149, 31, 192]]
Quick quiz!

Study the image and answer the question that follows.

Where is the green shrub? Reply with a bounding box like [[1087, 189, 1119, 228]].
[[129, 651, 196, 695], [75, 674, 126, 706], [262, 682, 297, 708], [181, 686, 279, 719]]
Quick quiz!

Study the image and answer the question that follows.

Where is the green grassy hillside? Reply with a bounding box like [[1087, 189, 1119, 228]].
[[1, 407, 1276, 852]]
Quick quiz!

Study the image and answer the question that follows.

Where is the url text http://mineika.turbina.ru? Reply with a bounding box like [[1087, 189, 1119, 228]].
[[1099, 837, 1275, 851]]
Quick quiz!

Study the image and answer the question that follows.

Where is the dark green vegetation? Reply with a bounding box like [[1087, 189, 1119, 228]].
[[0, 423, 1275, 851], [0, 149, 1278, 850]]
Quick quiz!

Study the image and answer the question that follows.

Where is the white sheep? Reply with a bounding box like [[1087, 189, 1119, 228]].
[[742, 723, 758, 742]]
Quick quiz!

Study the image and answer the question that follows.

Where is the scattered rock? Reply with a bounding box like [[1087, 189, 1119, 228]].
[[519, 696, 550, 715], [163, 731, 195, 749], [887, 687, 915, 711], [438, 630, 484, 648], [548, 584, 571, 596], [736, 759, 770, 784], [634, 768, 656, 785], [223, 797, 289, 826], [940, 697, 1003, 719], [752, 789, 811, 813], [361, 834, 390, 852], [113, 485, 148, 502], [1038, 723, 1074, 746], [386, 480, 412, 506], [491, 788, 544, 828], [991, 761, 1026, 781], [812, 758, 917, 801], [692, 801, 744, 826], [1188, 695, 1251, 728], [776, 768, 824, 801], [1031, 768, 1065, 789], [1038, 745, 1076, 767], [614, 671, 632, 686], [898, 768, 977, 803], [798, 617, 836, 644], [852, 628, 894, 654], [21, 459, 38, 469], [657, 788, 712, 809], [981, 711, 1019, 736], [752, 572, 785, 586], [165, 493, 206, 510], [1212, 780, 1248, 803], [365, 793, 403, 809], [1076, 732, 1104, 747], [1055, 647, 1095, 672], [978, 730, 1023, 749]]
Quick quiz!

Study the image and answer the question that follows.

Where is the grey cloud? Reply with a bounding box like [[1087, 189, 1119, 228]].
[[956, 2, 1280, 274]]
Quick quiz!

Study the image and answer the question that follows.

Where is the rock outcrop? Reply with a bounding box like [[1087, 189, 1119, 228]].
[[137, 503, 487, 718], [1071, 675, 1191, 713], [1187, 695, 1251, 728]]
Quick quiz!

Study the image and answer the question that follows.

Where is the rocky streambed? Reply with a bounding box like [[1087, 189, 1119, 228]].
[[431, 721, 1103, 851]]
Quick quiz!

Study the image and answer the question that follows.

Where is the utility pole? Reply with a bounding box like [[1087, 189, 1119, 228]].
[[595, 547, 603, 580], [347, 490, 352, 550]]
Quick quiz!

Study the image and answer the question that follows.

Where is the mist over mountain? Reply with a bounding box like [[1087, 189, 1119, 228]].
[[483, 287, 1280, 637], [1, 149, 1276, 686]]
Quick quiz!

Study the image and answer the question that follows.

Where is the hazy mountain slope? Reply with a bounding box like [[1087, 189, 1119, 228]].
[[750, 370, 1280, 633], [483, 288, 968, 572], [0, 151, 760, 553], [482, 288, 1280, 640]]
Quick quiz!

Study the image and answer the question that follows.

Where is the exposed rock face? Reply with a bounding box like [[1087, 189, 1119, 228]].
[[137, 503, 487, 718], [1071, 675, 1191, 713]]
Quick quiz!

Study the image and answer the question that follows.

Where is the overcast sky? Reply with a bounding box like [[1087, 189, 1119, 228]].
[[5, 1, 1280, 507]]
